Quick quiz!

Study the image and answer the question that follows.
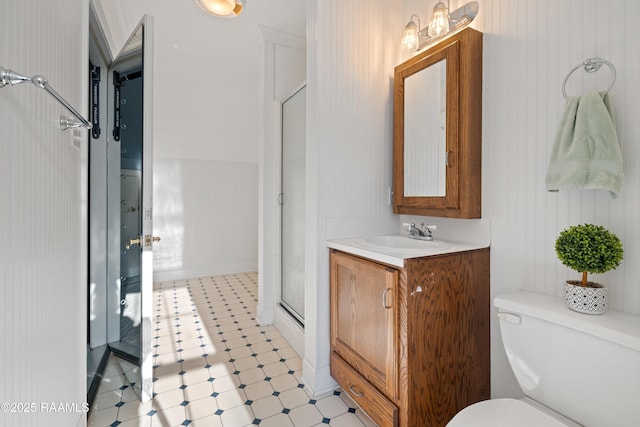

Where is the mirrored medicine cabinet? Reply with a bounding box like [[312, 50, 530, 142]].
[[393, 27, 483, 218]]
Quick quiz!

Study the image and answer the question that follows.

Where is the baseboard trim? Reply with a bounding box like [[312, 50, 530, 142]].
[[153, 264, 258, 283], [256, 303, 274, 326], [302, 359, 338, 398]]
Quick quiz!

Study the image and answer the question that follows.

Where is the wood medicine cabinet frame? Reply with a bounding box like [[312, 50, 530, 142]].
[[393, 28, 482, 218]]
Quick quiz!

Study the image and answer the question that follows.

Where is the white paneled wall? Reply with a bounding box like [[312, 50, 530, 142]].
[[473, 0, 640, 396], [305, 0, 401, 394], [478, 0, 640, 310], [314, 2, 400, 220], [0, 0, 88, 426]]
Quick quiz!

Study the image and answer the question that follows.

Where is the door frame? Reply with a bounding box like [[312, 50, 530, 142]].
[[256, 28, 306, 359]]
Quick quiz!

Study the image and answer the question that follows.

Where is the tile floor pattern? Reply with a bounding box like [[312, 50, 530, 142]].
[[88, 272, 377, 427]]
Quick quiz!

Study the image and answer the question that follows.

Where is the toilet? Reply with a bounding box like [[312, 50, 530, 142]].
[[447, 291, 640, 427]]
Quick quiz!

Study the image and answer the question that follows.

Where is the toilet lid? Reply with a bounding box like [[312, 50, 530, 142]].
[[446, 398, 571, 427]]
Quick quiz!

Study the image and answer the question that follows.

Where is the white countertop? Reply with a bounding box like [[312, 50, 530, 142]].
[[326, 235, 489, 267]]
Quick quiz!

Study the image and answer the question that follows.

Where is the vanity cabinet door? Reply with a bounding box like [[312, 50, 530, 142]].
[[404, 249, 491, 426], [330, 250, 398, 400]]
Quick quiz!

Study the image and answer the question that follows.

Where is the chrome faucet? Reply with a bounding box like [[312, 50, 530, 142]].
[[403, 222, 437, 241]]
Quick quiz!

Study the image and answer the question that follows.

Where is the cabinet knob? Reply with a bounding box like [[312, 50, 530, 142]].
[[411, 272, 434, 296]]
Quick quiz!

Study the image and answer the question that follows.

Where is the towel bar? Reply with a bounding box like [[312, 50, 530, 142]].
[[561, 57, 616, 99], [0, 66, 92, 130]]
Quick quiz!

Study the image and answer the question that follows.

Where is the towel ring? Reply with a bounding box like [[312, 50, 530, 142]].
[[561, 58, 616, 99]]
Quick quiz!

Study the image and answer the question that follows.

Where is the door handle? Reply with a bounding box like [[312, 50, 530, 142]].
[[382, 288, 392, 309], [125, 237, 141, 250], [349, 385, 364, 397]]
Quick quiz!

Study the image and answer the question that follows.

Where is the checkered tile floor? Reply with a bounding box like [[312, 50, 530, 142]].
[[88, 273, 376, 427]]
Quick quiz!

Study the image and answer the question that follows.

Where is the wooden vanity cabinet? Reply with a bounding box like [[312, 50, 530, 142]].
[[330, 248, 490, 427], [330, 251, 399, 425]]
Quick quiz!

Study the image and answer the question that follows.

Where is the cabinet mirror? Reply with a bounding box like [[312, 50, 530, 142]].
[[393, 28, 482, 218]]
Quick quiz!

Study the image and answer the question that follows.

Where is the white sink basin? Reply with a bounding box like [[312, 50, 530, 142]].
[[355, 235, 450, 252], [328, 233, 488, 267]]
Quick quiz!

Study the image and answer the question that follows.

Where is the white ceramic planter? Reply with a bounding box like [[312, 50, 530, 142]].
[[564, 281, 608, 314]]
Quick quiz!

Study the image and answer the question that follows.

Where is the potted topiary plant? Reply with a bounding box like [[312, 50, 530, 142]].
[[555, 224, 623, 314]]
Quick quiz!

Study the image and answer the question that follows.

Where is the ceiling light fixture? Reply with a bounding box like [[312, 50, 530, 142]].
[[401, 1, 478, 52], [195, 0, 244, 18]]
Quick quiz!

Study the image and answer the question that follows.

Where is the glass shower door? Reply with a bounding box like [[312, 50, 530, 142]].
[[280, 85, 306, 324]]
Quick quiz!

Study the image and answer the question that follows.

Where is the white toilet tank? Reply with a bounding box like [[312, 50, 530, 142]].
[[495, 292, 640, 427]]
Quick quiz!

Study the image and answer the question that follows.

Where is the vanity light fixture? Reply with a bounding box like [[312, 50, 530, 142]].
[[401, 0, 478, 51], [195, 0, 244, 18]]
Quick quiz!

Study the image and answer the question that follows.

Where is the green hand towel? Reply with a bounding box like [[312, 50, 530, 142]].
[[546, 91, 624, 197]]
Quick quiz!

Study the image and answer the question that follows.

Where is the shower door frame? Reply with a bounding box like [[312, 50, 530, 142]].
[[279, 84, 307, 325]]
